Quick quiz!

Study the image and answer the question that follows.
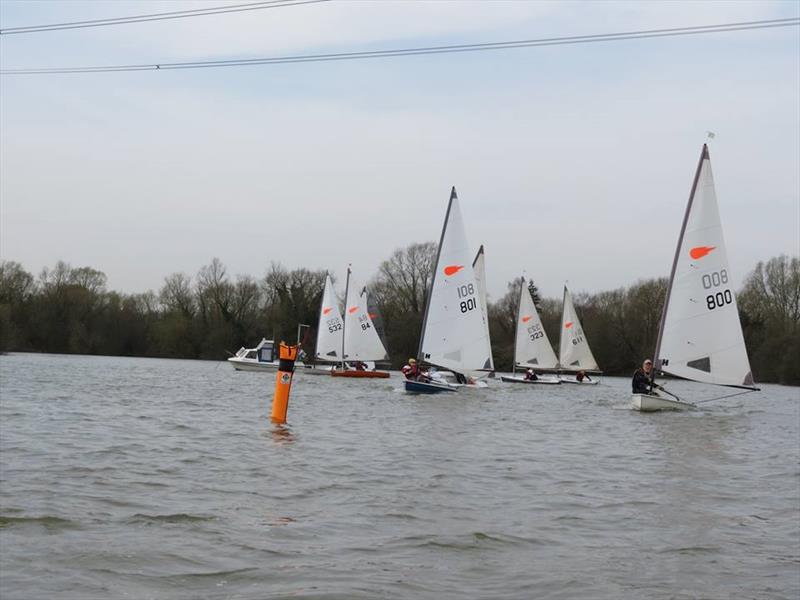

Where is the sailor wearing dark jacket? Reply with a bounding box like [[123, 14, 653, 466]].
[[632, 359, 656, 394]]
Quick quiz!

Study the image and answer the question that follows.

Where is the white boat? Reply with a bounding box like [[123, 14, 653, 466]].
[[228, 338, 331, 375], [559, 375, 599, 385], [228, 338, 279, 372], [406, 187, 492, 394], [333, 267, 391, 378], [557, 285, 601, 376], [504, 275, 561, 385], [633, 144, 759, 411], [632, 393, 692, 411], [500, 375, 561, 385]]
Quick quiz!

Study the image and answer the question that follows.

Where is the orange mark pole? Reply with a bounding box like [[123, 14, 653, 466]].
[[271, 342, 298, 424]]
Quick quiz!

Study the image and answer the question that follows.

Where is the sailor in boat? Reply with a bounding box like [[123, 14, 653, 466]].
[[402, 358, 429, 382], [576, 370, 592, 383], [352, 361, 368, 371], [632, 359, 661, 394], [524, 369, 539, 382]]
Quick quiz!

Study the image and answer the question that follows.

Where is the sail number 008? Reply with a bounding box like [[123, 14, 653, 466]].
[[457, 283, 476, 313], [702, 269, 728, 289]]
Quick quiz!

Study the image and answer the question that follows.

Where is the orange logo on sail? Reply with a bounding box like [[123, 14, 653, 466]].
[[521, 316, 532, 323], [690, 246, 716, 260], [348, 306, 358, 314], [368, 313, 377, 319], [564, 322, 573, 329], [322, 308, 332, 315], [444, 265, 464, 276]]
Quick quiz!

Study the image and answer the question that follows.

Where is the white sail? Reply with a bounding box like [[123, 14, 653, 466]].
[[315, 274, 343, 362], [472, 246, 495, 371], [515, 277, 558, 370], [343, 272, 389, 362], [655, 144, 755, 388], [419, 188, 492, 375], [558, 286, 599, 371]]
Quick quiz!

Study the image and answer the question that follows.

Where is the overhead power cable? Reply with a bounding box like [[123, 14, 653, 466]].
[[1, 17, 797, 75], [0, 0, 329, 35]]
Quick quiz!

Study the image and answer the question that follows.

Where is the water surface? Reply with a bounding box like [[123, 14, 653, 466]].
[[1, 353, 798, 599]]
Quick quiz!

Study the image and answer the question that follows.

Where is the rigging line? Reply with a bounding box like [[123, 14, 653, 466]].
[[0, 0, 330, 35], [2, 18, 798, 75], [694, 389, 759, 404]]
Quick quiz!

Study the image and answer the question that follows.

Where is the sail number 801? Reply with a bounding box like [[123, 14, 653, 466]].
[[706, 289, 732, 310], [457, 283, 477, 313]]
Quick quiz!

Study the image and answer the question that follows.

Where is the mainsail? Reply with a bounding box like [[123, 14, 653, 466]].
[[654, 144, 755, 388], [472, 245, 495, 371], [343, 271, 389, 362], [315, 274, 343, 361], [418, 187, 492, 375], [558, 286, 599, 372], [514, 277, 558, 371]]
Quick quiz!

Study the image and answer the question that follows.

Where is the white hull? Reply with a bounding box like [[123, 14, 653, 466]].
[[500, 375, 561, 385], [559, 376, 599, 385], [228, 357, 332, 376], [632, 393, 696, 412], [228, 358, 279, 372]]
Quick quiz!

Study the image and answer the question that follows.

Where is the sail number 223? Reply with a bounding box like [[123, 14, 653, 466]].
[[457, 283, 477, 313]]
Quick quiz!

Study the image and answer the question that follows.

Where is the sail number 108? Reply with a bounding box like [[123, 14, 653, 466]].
[[457, 283, 476, 313]]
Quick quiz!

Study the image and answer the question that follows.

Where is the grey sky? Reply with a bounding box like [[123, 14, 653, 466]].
[[1, 0, 798, 301]]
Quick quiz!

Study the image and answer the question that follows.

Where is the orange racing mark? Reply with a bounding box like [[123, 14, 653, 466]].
[[689, 246, 716, 260]]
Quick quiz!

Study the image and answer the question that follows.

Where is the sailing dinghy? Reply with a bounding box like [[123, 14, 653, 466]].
[[557, 286, 600, 384], [332, 267, 390, 378], [634, 144, 758, 411], [405, 187, 492, 394], [500, 277, 560, 385]]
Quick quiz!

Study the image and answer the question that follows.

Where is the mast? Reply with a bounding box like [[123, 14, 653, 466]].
[[653, 144, 709, 380], [417, 186, 456, 363], [557, 284, 567, 371], [341, 265, 351, 369], [512, 276, 524, 374]]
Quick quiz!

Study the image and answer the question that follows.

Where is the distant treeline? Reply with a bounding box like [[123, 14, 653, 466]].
[[1, 250, 797, 385]]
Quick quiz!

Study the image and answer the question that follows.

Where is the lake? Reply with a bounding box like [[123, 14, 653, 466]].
[[1, 352, 798, 599]]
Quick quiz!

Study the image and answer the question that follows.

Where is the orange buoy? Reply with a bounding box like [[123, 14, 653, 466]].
[[271, 342, 298, 424]]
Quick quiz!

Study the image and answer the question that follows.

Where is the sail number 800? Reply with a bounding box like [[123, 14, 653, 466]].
[[706, 289, 732, 310]]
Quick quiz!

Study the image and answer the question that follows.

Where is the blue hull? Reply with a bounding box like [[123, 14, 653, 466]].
[[404, 379, 457, 394]]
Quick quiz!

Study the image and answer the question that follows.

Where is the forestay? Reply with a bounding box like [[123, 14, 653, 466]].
[[419, 188, 492, 376], [655, 144, 755, 388], [343, 272, 389, 362], [472, 246, 495, 371], [558, 286, 599, 371], [515, 277, 558, 370], [315, 274, 343, 362]]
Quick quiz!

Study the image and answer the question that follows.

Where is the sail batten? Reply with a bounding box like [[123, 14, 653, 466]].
[[654, 144, 755, 388]]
